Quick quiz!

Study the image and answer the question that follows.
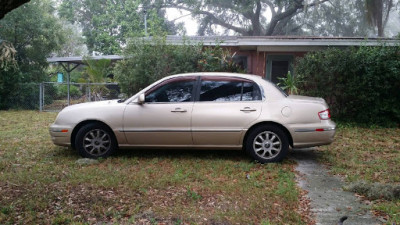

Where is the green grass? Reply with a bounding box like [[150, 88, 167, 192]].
[[0, 110, 305, 224], [317, 126, 400, 224]]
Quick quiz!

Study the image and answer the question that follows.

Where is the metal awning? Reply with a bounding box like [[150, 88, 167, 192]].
[[47, 55, 123, 64]]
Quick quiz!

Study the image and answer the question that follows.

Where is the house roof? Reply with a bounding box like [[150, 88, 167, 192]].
[[165, 36, 400, 52], [165, 35, 399, 46]]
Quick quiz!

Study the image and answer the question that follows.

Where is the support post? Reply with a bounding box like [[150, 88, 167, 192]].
[[60, 62, 79, 106], [67, 64, 70, 105], [39, 83, 43, 112], [88, 83, 91, 102], [144, 9, 148, 36]]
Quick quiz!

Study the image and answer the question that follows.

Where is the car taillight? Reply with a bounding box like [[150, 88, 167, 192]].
[[318, 109, 331, 120]]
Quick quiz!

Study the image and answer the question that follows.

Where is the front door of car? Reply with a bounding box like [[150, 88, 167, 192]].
[[123, 77, 196, 146], [191, 77, 263, 147]]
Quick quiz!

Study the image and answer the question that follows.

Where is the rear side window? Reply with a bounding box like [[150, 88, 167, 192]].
[[199, 78, 261, 102]]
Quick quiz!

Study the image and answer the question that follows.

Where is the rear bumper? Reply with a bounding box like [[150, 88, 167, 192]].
[[290, 121, 336, 148]]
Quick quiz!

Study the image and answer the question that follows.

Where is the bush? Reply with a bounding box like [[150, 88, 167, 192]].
[[5, 83, 40, 110], [295, 45, 400, 126], [114, 36, 244, 96], [0, 68, 45, 110], [56, 85, 82, 99]]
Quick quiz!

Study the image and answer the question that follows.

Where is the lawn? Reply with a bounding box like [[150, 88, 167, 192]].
[[0, 110, 306, 224], [317, 125, 400, 224]]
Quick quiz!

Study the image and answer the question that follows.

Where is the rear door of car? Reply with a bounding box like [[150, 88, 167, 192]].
[[123, 76, 196, 146], [191, 76, 263, 147]]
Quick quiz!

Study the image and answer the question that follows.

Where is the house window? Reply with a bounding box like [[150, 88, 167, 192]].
[[233, 55, 248, 72], [266, 55, 294, 84]]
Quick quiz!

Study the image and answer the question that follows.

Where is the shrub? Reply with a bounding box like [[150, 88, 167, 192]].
[[114, 36, 244, 96], [56, 85, 82, 99], [6, 83, 40, 110], [295, 45, 400, 126]]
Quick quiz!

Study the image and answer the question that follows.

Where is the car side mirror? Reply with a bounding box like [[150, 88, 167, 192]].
[[138, 93, 145, 104]]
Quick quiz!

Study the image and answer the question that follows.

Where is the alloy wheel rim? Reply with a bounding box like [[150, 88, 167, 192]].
[[83, 129, 111, 156], [253, 131, 282, 160]]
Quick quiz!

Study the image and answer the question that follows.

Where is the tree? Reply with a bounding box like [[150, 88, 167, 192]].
[[59, 0, 180, 55], [0, 0, 66, 109], [365, 0, 394, 37], [0, 41, 17, 70], [300, 0, 370, 36], [55, 21, 88, 57], [163, 0, 328, 36], [83, 57, 112, 100], [0, 0, 65, 82], [0, 0, 30, 19]]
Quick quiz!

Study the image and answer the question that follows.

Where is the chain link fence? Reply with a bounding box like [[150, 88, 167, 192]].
[[40, 82, 121, 112], [0, 83, 39, 110]]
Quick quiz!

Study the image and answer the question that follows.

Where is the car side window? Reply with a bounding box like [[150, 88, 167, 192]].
[[242, 81, 262, 101], [200, 80, 242, 101], [199, 78, 262, 102], [145, 79, 195, 103]]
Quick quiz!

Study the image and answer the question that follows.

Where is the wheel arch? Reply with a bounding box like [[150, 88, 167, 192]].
[[71, 120, 118, 149], [243, 121, 293, 148]]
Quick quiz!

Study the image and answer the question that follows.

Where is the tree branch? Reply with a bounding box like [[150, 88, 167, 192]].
[[164, 4, 250, 35], [265, 1, 302, 35], [251, 0, 262, 35], [265, 0, 328, 35]]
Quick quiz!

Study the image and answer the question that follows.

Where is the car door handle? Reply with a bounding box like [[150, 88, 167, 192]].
[[171, 108, 187, 113], [240, 107, 257, 112]]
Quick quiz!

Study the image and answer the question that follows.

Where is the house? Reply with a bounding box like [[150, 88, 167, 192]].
[[165, 36, 399, 83]]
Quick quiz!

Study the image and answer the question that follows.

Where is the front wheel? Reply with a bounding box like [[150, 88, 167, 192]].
[[75, 123, 117, 158], [245, 125, 289, 163]]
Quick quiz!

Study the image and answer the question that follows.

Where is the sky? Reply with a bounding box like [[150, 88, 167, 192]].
[[165, 8, 198, 36]]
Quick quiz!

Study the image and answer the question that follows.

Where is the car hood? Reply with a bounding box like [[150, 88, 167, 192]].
[[62, 100, 121, 111]]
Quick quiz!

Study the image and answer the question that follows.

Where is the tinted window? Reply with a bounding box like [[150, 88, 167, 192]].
[[145, 80, 195, 103], [199, 79, 261, 102], [242, 82, 262, 101]]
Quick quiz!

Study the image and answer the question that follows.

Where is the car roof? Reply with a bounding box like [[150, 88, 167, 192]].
[[167, 72, 264, 81]]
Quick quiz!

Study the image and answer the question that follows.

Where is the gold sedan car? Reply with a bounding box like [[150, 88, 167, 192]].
[[50, 72, 335, 163]]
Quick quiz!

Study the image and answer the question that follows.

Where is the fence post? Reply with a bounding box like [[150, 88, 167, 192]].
[[39, 83, 43, 112], [88, 84, 91, 102]]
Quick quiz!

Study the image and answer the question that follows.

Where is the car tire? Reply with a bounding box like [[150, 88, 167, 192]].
[[245, 125, 289, 163], [75, 123, 117, 158]]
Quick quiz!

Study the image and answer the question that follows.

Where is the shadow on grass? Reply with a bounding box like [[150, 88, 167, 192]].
[[115, 148, 251, 162], [52, 146, 253, 163]]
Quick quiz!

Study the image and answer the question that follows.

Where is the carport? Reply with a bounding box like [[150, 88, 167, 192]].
[[46, 55, 123, 106]]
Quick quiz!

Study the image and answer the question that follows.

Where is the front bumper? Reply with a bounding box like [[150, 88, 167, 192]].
[[49, 124, 72, 147]]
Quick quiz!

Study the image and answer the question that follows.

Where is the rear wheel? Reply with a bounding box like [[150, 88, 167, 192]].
[[245, 125, 289, 163], [75, 123, 117, 158]]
